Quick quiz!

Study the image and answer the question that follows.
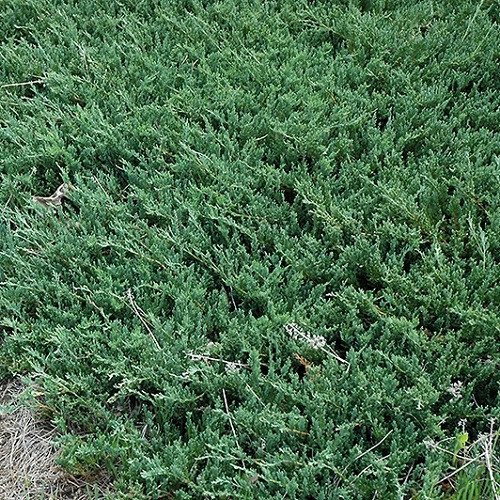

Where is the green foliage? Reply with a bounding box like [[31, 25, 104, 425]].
[[425, 424, 499, 500], [1, 0, 499, 498]]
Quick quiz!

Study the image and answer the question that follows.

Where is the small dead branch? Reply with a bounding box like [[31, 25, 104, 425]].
[[1, 79, 45, 89], [285, 323, 350, 369], [245, 383, 264, 406], [72, 285, 108, 321], [437, 454, 484, 485], [222, 389, 239, 448], [127, 288, 161, 350], [353, 430, 394, 464], [222, 389, 246, 471], [484, 419, 500, 500], [341, 429, 394, 476], [186, 352, 248, 370]]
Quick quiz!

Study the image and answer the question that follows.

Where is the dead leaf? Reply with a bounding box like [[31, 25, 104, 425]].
[[32, 183, 70, 210], [294, 353, 313, 374]]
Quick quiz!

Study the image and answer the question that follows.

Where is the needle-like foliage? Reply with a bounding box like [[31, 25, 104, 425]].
[[0, 0, 498, 498]]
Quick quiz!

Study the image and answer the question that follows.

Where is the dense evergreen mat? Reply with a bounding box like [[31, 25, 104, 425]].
[[1, 0, 498, 498]]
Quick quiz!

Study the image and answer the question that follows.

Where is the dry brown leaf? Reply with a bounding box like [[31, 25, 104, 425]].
[[32, 183, 70, 209]]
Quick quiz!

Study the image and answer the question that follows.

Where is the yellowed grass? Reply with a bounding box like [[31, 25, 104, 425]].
[[0, 379, 110, 500]]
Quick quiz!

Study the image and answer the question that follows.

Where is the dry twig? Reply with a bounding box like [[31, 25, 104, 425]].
[[285, 323, 350, 369], [127, 288, 161, 350], [187, 352, 248, 369], [1, 79, 45, 89], [222, 389, 246, 471]]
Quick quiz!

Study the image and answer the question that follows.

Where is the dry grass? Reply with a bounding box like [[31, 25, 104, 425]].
[[0, 379, 110, 500]]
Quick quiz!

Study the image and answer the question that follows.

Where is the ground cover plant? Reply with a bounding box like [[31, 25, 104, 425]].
[[0, 0, 499, 498]]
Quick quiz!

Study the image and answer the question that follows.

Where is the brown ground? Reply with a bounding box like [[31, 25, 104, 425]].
[[0, 379, 110, 499]]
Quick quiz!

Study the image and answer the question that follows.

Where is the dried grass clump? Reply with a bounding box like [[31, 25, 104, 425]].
[[0, 379, 110, 500]]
